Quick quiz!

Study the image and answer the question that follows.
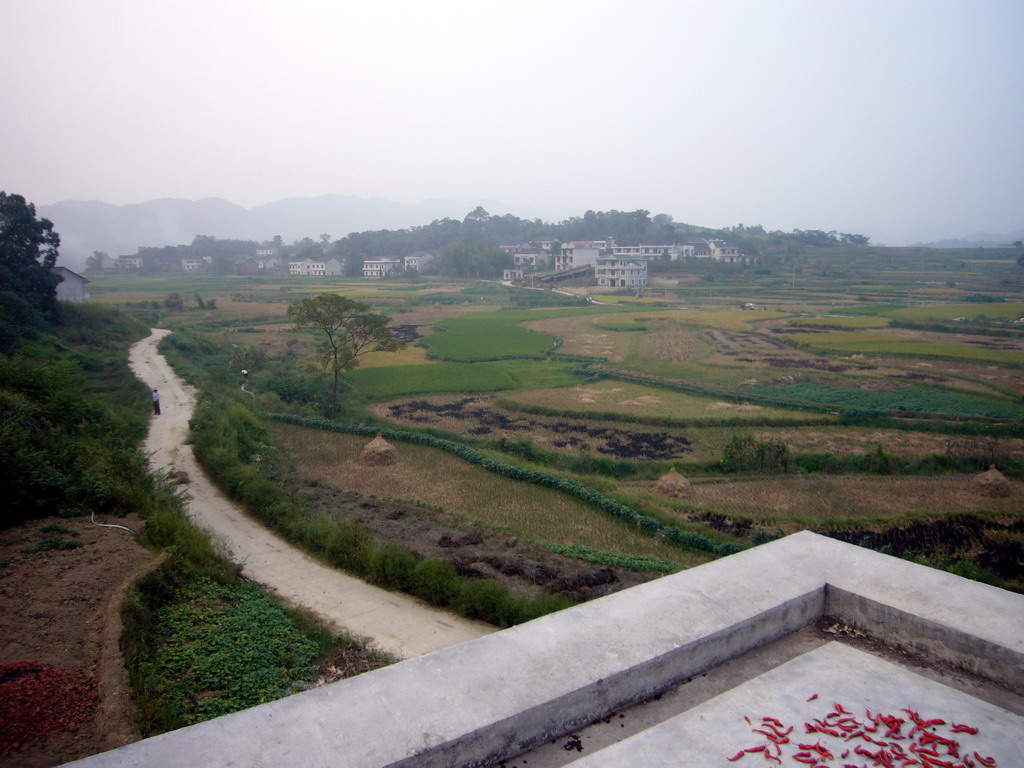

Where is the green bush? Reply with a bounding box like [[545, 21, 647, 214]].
[[413, 559, 462, 605]]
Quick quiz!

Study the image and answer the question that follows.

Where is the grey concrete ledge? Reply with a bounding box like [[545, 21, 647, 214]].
[[65, 531, 1024, 768]]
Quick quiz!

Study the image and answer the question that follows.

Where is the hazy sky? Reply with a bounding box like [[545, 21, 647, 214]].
[[2, 0, 1022, 244]]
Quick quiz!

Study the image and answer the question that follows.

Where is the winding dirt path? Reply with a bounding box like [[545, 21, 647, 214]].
[[128, 329, 494, 659]]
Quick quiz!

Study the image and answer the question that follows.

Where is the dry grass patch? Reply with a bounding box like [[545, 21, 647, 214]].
[[521, 314, 633, 361], [267, 421, 708, 566], [751, 426, 1012, 458], [507, 382, 819, 423], [653, 475, 1022, 522]]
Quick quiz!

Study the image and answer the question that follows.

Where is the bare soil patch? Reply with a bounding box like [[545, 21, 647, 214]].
[[375, 396, 692, 460], [0, 514, 157, 768]]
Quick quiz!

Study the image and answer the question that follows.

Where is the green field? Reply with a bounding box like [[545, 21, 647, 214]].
[[787, 315, 891, 329], [884, 301, 1024, 322], [346, 359, 581, 399], [743, 382, 1024, 419]]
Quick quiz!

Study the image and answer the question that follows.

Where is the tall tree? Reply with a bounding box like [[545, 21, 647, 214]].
[[0, 192, 61, 318], [287, 294, 402, 414]]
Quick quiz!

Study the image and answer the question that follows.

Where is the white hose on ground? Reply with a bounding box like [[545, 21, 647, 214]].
[[91, 511, 133, 533]]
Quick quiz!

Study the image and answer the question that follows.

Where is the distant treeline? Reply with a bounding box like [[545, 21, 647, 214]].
[[108, 207, 875, 275]]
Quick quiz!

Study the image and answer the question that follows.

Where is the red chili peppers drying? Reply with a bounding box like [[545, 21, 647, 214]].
[[725, 700, 998, 767]]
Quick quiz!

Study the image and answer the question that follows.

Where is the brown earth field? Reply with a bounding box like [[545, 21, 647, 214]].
[[0, 514, 158, 768], [712, 328, 1024, 394], [371, 395, 694, 460], [287, 474, 657, 603]]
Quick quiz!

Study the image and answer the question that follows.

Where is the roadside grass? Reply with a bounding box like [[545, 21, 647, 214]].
[[124, 461, 395, 737], [781, 330, 1024, 365], [265, 420, 710, 568], [504, 382, 828, 423]]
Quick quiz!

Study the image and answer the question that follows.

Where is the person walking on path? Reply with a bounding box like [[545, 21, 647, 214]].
[[152, 387, 161, 415]]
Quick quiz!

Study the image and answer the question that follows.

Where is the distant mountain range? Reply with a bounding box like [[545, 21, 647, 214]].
[[911, 229, 1024, 249], [39, 195, 547, 271]]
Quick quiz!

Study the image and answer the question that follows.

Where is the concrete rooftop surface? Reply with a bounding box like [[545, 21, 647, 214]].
[[64, 531, 1024, 768]]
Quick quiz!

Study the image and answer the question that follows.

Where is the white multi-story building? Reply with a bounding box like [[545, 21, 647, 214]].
[[555, 241, 604, 271], [594, 254, 648, 289], [289, 258, 343, 276], [362, 258, 403, 278]]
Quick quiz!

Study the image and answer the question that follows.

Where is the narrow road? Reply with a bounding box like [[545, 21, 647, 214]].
[[129, 329, 494, 659]]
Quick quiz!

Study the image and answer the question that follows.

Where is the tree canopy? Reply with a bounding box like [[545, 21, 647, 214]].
[[0, 192, 62, 323], [286, 294, 402, 413]]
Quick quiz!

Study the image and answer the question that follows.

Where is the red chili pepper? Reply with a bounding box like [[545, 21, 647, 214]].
[[973, 753, 996, 768], [950, 723, 978, 735], [806, 693, 819, 702], [727, 748, 746, 761]]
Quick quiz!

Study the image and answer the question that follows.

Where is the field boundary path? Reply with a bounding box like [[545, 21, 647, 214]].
[[128, 329, 494, 659]]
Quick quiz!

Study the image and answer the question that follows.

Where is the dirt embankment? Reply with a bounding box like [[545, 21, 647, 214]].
[[0, 514, 161, 767]]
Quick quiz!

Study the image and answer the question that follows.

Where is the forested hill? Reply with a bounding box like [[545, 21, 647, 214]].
[[42, 194, 875, 272]]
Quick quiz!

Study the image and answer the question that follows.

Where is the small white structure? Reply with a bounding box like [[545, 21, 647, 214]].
[[52, 266, 90, 303]]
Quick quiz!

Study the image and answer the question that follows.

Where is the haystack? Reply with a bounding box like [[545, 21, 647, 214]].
[[360, 433, 398, 466], [969, 465, 1011, 498], [655, 468, 690, 498]]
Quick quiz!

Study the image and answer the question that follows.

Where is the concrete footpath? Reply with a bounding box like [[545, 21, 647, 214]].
[[128, 329, 493, 659]]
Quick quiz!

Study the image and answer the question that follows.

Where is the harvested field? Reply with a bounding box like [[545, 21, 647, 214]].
[[753, 426, 1024, 459], [505, 384, 826, 424], [267, 421, 705, 567], [374, 396, 695, 460], [634, 320, 706, 364], [648, 475, 1023, 521], [521, 314, 633, 361]]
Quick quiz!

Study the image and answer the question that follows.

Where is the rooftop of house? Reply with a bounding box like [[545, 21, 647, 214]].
[[65, 532, 1023, 768]]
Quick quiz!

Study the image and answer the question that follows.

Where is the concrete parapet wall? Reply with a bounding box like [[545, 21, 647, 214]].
[[65, 532, 1024, 768]]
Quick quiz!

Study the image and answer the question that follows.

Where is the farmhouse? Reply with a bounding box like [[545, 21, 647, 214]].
[[362, 257, 403, 278], [288, 258, 343, 277], [594, 254, 648, 288], [52, 266, 90, 303], [555, 241, 604, 271]]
